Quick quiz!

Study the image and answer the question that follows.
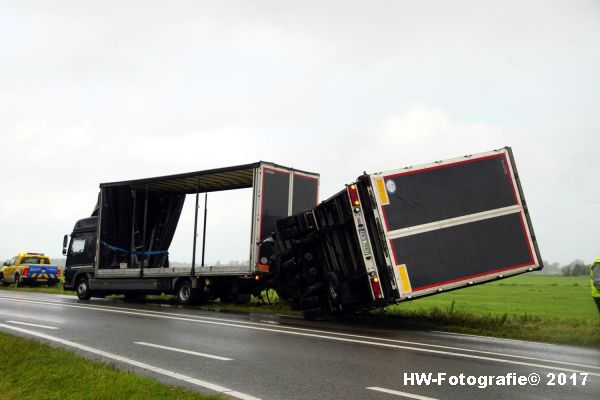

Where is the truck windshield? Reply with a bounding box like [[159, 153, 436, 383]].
[[20, 257, 47, 265]]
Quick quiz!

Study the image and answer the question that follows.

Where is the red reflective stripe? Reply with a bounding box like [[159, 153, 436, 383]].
[[412, 262, 536, 292]]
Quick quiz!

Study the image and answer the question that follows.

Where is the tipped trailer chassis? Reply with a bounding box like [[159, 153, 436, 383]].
[[266, 147, 543, 319], [62, 162, 319, 304]]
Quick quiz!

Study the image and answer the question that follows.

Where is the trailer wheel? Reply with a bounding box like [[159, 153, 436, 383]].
[[276, 216, 297, 230], [76, 276, 92, 300], [270, 257, 281, 280], [280, 226, 300, 241], [219, 293, 235, 303], [302, 306, 323, 320], [176, 280, 196, 306], [235, 293, 251, 304], [301, 295, 320, 310]]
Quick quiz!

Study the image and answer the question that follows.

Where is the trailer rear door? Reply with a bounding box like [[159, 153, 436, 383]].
[[253, 164, 319, 272], [369, 147, 542, 300]]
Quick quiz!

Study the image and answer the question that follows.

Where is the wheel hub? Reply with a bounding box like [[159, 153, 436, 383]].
[[180, 286, 190, 301]]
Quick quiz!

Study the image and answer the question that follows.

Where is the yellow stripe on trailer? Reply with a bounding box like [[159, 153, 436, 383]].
[[375, 177, 390, 205], [397, 264, 412, 293]]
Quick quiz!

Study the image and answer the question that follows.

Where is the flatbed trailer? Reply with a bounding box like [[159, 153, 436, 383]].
[[267, 147, 543, 318], [62, 161, 319, 304]]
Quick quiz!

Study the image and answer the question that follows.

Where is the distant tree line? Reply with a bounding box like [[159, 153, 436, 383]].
[[539, 260, 590, 276], [27, 258, 594, 276], [559, 260, 589, 276]]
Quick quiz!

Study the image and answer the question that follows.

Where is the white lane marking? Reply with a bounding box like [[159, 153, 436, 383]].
[[367, 387, 437, 399], [0, 323, 260, 400], [259, 320, 280, 325], [37, 298, 600, 371], [431, 330, 535, 342], [134, 342, 232, 361], [6, 320, 59, 330], [276, 314, 302, 319], [1, 296, 599, 376]]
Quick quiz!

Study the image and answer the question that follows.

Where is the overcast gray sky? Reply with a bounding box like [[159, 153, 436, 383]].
[[1, 0, 598, 265]]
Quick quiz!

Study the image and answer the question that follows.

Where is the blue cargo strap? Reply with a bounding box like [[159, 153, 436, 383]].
[[100, 241, 168, 256]]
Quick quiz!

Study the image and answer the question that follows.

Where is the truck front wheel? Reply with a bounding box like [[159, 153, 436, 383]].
[[0, 272, 9, 286], [76, 276, 92, 300]]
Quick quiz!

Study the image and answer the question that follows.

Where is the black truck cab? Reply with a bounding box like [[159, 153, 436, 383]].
[[63, 217, 97, 291]]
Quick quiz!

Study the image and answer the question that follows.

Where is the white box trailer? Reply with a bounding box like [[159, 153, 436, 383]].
[[62, 162, 319, 304], [268, 147, 542, 318]]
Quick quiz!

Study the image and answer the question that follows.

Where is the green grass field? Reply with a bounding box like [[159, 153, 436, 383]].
[[369, 274, 600, 347], [0, 332, 220, 400], [0, 284, 68, 296], [386, 275, 597, 320]]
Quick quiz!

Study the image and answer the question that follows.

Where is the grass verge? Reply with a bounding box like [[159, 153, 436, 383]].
[[0, 331, 220, 400], [195, 291, 300, 317], [363, 302, 600, 348], [0, 284, 71, 296], [367, 275, 600, 348]]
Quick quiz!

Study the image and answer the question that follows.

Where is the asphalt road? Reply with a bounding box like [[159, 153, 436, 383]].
[[0, 291, 598, 400]]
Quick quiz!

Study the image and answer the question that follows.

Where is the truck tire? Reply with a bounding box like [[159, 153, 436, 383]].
[[0, 272, 9, 286], [234, 293, 251, 304], [302, 306, 323, 320], [176, 280, 196, 306], [301, 295, 320, 310], [280, 226, 300, 241], [76, 276, 92, 300], [219, 294, 235, 303], [276, 216, 297, 230]]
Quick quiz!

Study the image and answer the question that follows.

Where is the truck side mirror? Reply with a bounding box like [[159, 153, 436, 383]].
[[62, 234, 69, 256], [2, 261, 7, 266]]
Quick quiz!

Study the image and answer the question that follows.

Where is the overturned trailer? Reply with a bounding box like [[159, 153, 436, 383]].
[[62, 162, 319, 304], [266, 147, 543, 318]]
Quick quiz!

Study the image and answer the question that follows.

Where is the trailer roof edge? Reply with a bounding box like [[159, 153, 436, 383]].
[[99, 161, 319, 194]]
